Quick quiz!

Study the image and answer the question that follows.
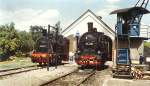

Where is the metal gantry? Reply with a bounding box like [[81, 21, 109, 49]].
[[135, 0, 149, 8], [134, 0, 149, 23], [111, 0, 149, 78]]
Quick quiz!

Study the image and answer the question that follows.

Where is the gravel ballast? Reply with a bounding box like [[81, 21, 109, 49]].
[[0, 64, 78, 86]]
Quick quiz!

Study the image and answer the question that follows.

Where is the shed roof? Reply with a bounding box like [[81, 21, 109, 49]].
[[110, 7, 150, 14], [61, 9, 115, 34]]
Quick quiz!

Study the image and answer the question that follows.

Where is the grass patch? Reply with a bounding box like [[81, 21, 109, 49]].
[[0, 57, 37, 70], [144, 42, 150, 48]]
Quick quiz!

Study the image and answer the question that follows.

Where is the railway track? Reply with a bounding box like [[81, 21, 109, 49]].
[[42, 69, 96, 86], [0, 65, 41, 77]]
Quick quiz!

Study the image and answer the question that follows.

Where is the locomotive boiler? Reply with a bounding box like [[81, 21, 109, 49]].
[[75, 22, 110, 68], [31, 26, 69, 65]]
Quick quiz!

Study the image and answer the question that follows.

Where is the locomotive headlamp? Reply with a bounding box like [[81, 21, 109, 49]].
[[97, 51, 101, 54], [77, 50, 80, 53]]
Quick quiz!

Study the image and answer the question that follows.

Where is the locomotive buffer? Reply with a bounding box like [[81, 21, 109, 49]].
[[110, 0, 149, 78]]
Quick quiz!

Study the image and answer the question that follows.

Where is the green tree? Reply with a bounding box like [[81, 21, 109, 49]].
[[18, 31, 34, 53], [30, 26, 43, 42], [0, 22, 20, 60]]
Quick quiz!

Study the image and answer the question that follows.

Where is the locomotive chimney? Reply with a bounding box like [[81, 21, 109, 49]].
[[87, 22, 93, 32]]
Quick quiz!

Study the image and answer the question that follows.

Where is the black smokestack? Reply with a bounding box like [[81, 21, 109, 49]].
[[42, 29, 47, 36], [87, 22, 93, 32]]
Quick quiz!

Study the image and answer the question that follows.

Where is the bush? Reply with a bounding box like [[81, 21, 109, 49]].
[[144, 42, 150, 48], [15, 51, 23, 57], [0, 54, 9, 61]]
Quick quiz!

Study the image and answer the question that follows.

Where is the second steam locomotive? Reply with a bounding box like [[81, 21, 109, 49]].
[[31, 25, 69, 65], [75, 22, 111, 67]]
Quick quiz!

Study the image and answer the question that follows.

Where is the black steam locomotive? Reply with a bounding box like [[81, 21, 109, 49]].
[[31, 26, 69, 65], [75, 22, 111, 68]]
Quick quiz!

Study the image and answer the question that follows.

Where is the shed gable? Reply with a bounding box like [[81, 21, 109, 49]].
[[62, 9, 115, 40]]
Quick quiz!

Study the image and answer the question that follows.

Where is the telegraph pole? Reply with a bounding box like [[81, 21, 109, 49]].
[[47, 24, 50, 71], [47, 24, 59, 69]]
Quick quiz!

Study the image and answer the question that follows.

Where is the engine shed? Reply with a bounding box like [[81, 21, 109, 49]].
[[61, 9, 115, 61]]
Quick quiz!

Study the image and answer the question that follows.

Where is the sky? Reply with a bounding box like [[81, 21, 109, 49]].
[[0, 0, 150, 31]]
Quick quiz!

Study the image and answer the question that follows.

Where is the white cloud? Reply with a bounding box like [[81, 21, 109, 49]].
[[0, 8, 60, 31], [83, 0, 93, 5], [96, 5, 119, 30], [106, 0, 121, 4], [97, 5, 119, 16]]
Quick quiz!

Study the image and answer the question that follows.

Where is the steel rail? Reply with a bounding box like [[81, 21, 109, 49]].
[[0, 65, 37, 72], [76, 70, 96, 86], [0, 65, 41, 77], [41, 69, 96, 86], [40, 69, 78, 86]]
